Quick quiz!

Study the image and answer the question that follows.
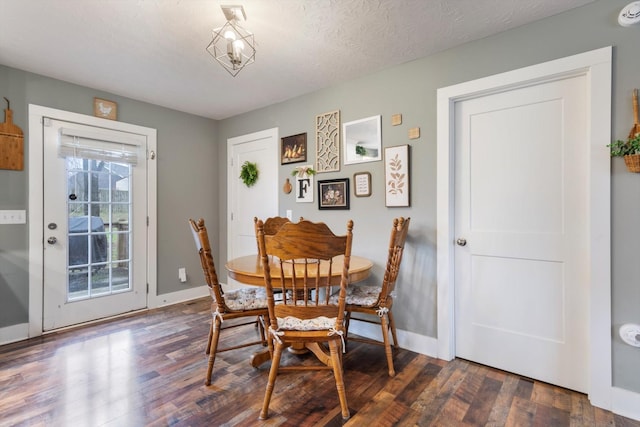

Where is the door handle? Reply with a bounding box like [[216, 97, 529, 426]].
[[456, 238, 467, 246], [47, 236, 57, 245]]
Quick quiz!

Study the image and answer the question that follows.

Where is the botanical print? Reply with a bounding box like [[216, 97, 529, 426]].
[[384, 145, 410, 207], [387, 154, 405, 195]]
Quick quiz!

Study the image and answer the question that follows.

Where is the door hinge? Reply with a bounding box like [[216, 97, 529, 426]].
[[230, 157, 233, 167], [146, 283, 149, 294], [230, 212, 234, 221], [147, 216, 149, 226], [43, 117, 52, 127]]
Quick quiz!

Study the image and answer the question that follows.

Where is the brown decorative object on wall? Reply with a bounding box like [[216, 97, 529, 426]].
[[281, 132, 307, 164], [94, 97, 117, 120], [315, 110, 340, 172], [0, 97, 24, 171], [353, 172, 371, 197]]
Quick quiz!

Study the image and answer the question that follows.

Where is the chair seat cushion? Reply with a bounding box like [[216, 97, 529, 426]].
[[330, 285, 381, 307], [277, 315, 337, 331], [223, 287, 268, 311]]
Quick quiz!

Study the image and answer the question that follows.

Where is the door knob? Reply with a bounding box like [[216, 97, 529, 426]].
[[456, 238, 467, 246], [47, 236, 57, 245]]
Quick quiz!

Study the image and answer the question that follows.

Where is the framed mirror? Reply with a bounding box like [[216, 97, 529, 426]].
[[343, 115, 382, 165]]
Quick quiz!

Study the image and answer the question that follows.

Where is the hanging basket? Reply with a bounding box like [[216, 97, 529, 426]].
[[624, 154, 640, 173]]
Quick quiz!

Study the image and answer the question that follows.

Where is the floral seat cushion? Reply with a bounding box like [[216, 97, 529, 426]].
[[277, 315, 337, 331], [330, 285, 381, 307], [219, 287, 268, 311]]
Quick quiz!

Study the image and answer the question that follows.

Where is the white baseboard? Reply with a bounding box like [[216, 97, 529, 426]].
[[348, 319, 438, 358], [0, 322, 29, 346], [148, 284, 209, 308], [612, 387, 640, 421]]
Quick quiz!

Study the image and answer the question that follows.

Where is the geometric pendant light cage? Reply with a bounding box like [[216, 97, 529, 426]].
[[206, 5, 255, 77]]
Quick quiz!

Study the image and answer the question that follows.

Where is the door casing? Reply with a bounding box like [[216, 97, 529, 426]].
[[28, 105, 157, 337], [436, 47, 612, 408]]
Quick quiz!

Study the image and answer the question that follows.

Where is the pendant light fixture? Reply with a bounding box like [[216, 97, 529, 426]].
[[206, 5, 256, 77]]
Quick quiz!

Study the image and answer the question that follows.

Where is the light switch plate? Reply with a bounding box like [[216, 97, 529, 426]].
[[0, 210, 26, 224]]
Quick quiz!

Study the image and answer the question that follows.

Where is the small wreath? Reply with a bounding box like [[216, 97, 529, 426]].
[[240, 161, 259, 187]]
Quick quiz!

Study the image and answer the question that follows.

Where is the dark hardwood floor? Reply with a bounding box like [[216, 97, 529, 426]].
[[1, 297, 638, 427]]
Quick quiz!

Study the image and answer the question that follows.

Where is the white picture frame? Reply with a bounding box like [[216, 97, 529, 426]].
[[343, 115, 382, 165], [384, 145, 410, 207], [294, 165, 314, 203]]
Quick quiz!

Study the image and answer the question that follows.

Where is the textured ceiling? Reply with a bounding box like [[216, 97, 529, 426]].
[[0, 0, 594, 120]]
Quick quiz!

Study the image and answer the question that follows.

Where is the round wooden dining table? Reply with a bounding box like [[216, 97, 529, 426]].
[[225, 254, 373, 287], [224, 254, 373, 367]]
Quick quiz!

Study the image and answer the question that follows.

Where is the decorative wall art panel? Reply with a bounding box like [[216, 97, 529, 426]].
[[315, 110, 340, 173]]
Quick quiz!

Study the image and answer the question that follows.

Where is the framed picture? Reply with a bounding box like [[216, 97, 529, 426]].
[[353, 172, 371, 197], [294, 165, 314, 203], [281, 133, 307, 164], [318, 178, 350, 210], [343, 115, 382, 165], [93, 97, 117, 120], [384, 145, 410, 207]]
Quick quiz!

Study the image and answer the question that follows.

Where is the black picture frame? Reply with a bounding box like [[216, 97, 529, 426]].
[[281, 132, 307, 164], [318, 178, 350, 210]]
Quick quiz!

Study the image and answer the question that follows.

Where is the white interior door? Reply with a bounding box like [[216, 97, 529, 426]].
[[227, 128, 278, 287], [42, 119, 148, 330], [454, 75, 589, 392]]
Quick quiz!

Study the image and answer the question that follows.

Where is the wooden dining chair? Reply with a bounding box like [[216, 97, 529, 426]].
[[189, 218, 269, 385], [343, 217, 410, 377], [255, 218, 354, 421], [253, 216, 290, 256]]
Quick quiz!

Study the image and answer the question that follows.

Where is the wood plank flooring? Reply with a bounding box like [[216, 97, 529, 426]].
[[1, 297, 638, 427]]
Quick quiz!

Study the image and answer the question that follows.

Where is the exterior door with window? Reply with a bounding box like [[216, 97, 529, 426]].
[[42, 119, 148, 330]]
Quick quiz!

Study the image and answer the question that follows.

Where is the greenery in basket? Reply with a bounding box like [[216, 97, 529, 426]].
[[609, 134, 640, 157], [239, 161, 259, 187]]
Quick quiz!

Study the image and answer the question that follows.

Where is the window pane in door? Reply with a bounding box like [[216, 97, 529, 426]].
[[65, 158, 133, 301]]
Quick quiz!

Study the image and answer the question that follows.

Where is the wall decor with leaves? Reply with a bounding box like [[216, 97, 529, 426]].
[[384, 145, 410, 207]]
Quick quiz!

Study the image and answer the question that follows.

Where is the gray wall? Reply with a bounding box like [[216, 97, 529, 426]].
[[0, 66, 219, 326], [216, 0, 640, 393], [0, 0, 638, 394]]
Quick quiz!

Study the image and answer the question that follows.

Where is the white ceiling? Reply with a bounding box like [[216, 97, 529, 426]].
[[0, 0, 594, 120]]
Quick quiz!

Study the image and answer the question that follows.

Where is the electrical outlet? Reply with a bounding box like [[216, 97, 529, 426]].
[[286, 210, 292, 220], [178, 267, 187, 283]]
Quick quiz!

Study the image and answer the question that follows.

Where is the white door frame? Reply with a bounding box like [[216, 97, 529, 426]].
[[436, 47, 612, 408], [28, 104, 158, 337]]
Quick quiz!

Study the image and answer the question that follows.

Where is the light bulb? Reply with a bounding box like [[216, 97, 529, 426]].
[[224, 30, 236, 41]]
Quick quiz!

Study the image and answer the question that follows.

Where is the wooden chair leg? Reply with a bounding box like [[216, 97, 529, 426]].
[[205, 317, 222, 386], [205, 321, 213, 355], [329, 339, 350, 420], [380, 314, 395, 377], [259, 341, 283, 420], [344, 311, 352, 349], [388, 309, 399, 349]]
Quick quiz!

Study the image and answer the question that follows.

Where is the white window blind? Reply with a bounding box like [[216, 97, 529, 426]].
[[58, 127, 143, 166]]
